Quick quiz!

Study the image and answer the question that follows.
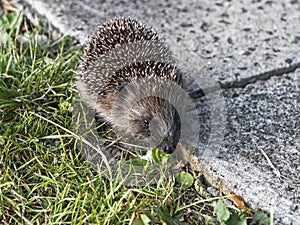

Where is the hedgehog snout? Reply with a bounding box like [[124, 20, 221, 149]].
[[161, 139, 177, 154], [161, 127, 180, 154], [148, 120, 177, 154]]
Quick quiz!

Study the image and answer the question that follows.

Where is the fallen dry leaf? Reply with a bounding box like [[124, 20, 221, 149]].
[[224, 191, 254, 216]]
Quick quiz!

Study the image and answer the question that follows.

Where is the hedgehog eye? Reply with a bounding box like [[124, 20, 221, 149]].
[[143, 118, 150, 125]]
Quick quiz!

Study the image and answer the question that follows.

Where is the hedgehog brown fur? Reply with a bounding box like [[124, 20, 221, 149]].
[[76, 16, 182, 153]]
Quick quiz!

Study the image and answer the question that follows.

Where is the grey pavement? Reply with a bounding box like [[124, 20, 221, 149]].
[[14, 0, 300, 224]]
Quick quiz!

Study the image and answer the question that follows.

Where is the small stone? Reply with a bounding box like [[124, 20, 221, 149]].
[[285, 58, 293, 64], [180, 22, 193, 28], [241, 8, 248, 13], [292, 36, 300, 44], [213, 36, 220, 42], [237, 66, 248, 71], [243, 51, 251, 56], [227, 37, 233, 44], [200, 22, 209, 32], [243, 28, 251, 32]]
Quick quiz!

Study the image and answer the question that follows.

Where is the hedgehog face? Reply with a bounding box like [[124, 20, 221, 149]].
[[128, 97, 181, 154]]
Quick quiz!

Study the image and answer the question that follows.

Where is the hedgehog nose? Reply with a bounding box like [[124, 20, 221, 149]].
[[163, 143, 176, 154], [163, 144, 170, 153]]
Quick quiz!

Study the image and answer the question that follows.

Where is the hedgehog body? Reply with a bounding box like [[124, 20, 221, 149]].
[[77, 17, 182, 153]]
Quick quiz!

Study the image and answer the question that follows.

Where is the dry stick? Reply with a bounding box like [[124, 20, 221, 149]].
[[104, 137, 121, 148], [259, 148, 281, 178], [259, 148, 300, 184], [92, 136, 149, 150], [110, 143, 138, 158], [116, 140, 149, 150], [103, 137, 138, 157], [30, 111, 113, 180]]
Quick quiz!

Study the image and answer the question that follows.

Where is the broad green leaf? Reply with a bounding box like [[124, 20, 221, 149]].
[[226, 212, 247, 225], [214, 199, 230, 222], [252, 210, 271, 225], [175, 171, 194, 190], [152, 148, 170, 164], [158, 210, 189, 225], [126, 158, 148, 167]]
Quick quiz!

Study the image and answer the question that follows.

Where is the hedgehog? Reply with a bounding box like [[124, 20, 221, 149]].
[[76, 17, 182, 153]]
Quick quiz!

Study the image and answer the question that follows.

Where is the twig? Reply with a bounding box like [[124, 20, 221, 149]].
[[259, 148, 281, 178]]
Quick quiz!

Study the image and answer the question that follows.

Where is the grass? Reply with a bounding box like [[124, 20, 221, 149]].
[[0, 9, 270, 225]]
